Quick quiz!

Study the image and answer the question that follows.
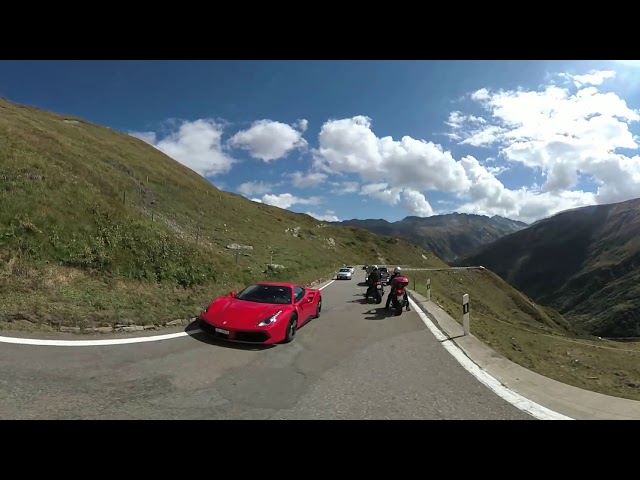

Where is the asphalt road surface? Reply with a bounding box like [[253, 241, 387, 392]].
[[0, 276, 533, 419]]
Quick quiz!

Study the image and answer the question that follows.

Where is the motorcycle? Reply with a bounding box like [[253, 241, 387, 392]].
[[389, 277, 410, 315], [366, 280, 384, 304]]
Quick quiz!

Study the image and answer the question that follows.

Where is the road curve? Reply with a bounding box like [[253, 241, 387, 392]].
[[0, 276, 533, 419]]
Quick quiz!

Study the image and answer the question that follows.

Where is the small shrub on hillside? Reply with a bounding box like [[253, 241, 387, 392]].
[[355, 231, 370, 243], [0, 215, 49, 258], [37, 206, 219, 287]]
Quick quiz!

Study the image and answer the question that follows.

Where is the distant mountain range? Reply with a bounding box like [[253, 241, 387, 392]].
[[332, 213, 528, 263], [453, 197, 640, 338]]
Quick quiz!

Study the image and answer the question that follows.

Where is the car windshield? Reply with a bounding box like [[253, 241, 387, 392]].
[[236, 284, 292, 304], [339, 268, 350, 272]]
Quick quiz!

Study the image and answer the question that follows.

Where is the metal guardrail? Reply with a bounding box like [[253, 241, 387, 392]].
[[401, 266, 485, 271]]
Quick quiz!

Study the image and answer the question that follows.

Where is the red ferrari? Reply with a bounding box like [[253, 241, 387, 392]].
[[198, 282, 322, 345]]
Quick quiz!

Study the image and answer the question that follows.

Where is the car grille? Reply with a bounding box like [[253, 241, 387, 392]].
[[199, 319, 270, 343], [199, 320, 224, 336], [235, 331, 269, 342]]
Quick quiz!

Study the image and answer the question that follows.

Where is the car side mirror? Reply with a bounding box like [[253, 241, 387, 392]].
[[230, 291, 236, 297]]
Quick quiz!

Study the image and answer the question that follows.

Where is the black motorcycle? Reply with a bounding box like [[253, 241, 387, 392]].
[[366, 280, 384, 304]]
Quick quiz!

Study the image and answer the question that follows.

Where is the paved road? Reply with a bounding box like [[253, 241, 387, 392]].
[[0, 276, 533, 419]]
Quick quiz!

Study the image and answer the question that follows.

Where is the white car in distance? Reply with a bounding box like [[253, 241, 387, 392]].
[[337, 268, 353, 280]]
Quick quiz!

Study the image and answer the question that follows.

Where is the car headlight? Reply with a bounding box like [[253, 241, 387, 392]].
[[257, 310, 283, 327]]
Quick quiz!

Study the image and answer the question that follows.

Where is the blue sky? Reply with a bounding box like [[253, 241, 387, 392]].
[[1, 60, 640, 224]]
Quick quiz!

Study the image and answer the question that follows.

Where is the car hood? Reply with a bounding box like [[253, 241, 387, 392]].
[[201, 298, 291, 329]]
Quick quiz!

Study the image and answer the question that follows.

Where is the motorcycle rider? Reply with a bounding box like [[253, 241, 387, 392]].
[[386, 266, 410, 311], [365, 265, 381, 300]]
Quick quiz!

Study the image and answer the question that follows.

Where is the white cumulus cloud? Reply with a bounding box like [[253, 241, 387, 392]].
[[130, 131, 157, 144], [310, 115, 469, 217], [286, 171, 328, 188], [359, 183, 434, 217], [444, 69, 640, 220], [295, 119, 309, 132], [228, 119, 308, 161], [330, 181, 360, 194], [400, 189, 434, 217], [237, 181, 272, 196], [558, 69, 616, 87], [253, 193, 321, 209], [130, 119, 237, 177], [306, 210, 340, 222], [307, 68, 640, 223], [130, 67, 640, 225], [313, 114, 470, 193]]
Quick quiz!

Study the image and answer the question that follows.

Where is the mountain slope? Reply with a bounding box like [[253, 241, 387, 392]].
[[453, 197, 640, 338], [333, 213, 528, 263], [0, 97, 445, 330]]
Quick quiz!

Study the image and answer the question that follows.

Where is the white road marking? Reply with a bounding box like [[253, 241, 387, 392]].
[[0, 279, 336, 347], [407, 296, 573, 421], [319, 280, 334, 290], [0, 329, 203, 347]]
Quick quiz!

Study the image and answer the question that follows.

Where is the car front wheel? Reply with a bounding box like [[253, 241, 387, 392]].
[[282, 314, 298, 343]]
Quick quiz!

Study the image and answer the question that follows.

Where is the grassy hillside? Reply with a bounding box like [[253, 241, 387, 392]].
[[410, 268, 640, 401], [453, 197, 640, 338], [334, 213, 527, 263], [0, 97, 443, 331]]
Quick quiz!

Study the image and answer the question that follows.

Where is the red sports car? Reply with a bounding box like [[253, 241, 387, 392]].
[[198, 282, 322, 344]]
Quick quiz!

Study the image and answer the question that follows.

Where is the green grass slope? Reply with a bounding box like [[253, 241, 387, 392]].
[[453, 197, 640, 338], [410, 268, 640, 401], [0, 97, 443, 331]]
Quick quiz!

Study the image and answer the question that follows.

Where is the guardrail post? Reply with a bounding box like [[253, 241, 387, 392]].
[[426, 278, 431, 302], [462, 293, 470, 335]]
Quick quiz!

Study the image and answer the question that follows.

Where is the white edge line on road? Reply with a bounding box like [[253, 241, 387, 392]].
[[318, 280, 335, 290], [407, 296, 574, 421], [0, 278, 337, 347], [0, 329, 203, 347]]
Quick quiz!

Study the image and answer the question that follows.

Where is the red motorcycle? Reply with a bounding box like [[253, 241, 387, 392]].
[[389, 276, 410, 316]]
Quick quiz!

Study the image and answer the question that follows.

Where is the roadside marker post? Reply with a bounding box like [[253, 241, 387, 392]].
[[426, 278, 431, 302], [462, 293, 470, 336]]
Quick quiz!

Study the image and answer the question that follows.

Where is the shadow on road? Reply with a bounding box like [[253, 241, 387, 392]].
[[347, 298, 378, 305], [348, 291, 386, 307], [362, 307, 393, 320], [184, 321, 276, 351]]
